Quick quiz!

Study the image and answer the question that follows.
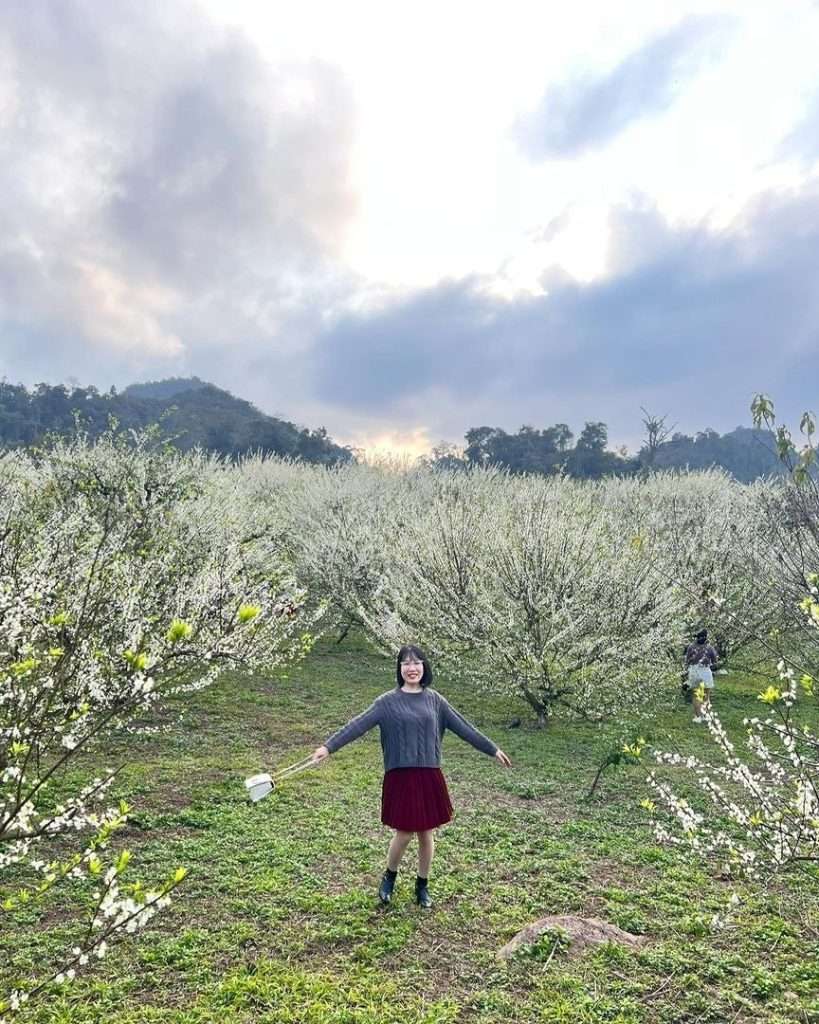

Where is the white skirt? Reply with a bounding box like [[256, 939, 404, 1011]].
[[688, 664, 714, 690]]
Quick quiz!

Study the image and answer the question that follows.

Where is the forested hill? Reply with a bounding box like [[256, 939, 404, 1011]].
[[430, 421, 788, 482], [647, 426, 785, 480], [0, 378, 353, 464]]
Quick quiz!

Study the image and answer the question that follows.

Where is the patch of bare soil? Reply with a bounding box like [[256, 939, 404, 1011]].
[[497, 914, 648, 960]]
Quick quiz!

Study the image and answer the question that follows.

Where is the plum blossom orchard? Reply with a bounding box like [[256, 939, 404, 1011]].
[[0, 430, 320, 1016], [5, 398, 818, 1014]]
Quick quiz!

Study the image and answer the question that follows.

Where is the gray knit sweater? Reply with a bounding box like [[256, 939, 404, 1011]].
[[323, 687, 498, 772]]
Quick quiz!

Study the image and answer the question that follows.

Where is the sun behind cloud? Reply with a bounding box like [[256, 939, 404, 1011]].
[[339, 426, 434, 462]]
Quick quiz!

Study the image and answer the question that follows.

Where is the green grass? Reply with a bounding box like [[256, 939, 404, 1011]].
[[3, 635, 819, 1023]]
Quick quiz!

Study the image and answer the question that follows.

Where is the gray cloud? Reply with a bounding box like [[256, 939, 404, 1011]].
[[314, 183, 819, 446], [515, 15, 734, 160], [0, 0, 356, 384]]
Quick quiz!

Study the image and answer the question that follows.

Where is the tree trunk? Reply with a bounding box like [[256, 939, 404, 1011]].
[[519, 682, 549, 728]]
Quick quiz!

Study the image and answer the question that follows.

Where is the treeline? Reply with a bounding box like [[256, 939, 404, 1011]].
[[0, 378, 353, 465], [429, 422, 786, 483], [0, 377, 790, 480]]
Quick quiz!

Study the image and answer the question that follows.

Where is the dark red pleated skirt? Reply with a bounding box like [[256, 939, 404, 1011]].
[[381, 767, 454, 831]]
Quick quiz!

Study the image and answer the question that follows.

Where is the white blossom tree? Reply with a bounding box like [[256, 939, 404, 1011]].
[[358, 471, 682, 725], [603, 470, 783, 673], [278, 460, 417, 641], [0, 429, 319, 1016], [648, 651, 819, 878]]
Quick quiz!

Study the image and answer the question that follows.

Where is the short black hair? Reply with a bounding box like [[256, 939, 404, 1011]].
[[695, 629, 708, 643], [395, 645, 433, 688]]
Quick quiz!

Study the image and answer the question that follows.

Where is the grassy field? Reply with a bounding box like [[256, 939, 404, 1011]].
[[3, 634, 819, 1023]]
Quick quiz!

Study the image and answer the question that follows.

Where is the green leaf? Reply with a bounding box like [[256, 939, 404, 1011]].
[[9, 657, 39, 677], [237, 604, 261, 624], [751, 393, 774, 428], [166, 619, 193, 644]]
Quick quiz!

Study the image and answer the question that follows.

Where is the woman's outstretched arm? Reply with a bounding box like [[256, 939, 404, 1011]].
[[316, 696, 384, 759], [439, 695, 498, 756]]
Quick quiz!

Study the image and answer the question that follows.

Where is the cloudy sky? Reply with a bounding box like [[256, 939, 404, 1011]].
[[1, 1, 818, 454]]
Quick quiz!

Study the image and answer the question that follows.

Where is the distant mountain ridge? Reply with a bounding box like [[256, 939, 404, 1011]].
[[0, 376, 795, 481], [0, 377, 352, 465]]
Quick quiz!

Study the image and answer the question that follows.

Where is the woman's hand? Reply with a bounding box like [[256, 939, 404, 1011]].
[[495, 748, 512, 767], [312, 745, 330, 764]]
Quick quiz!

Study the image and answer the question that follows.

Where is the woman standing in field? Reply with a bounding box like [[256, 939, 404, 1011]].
[[684, 628, 719, 721], [312, 645, 512, 909]]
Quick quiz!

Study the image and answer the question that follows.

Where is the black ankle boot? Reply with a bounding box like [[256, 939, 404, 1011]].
[[415, 875, 432, 908], [378, 868, 397, 904]]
